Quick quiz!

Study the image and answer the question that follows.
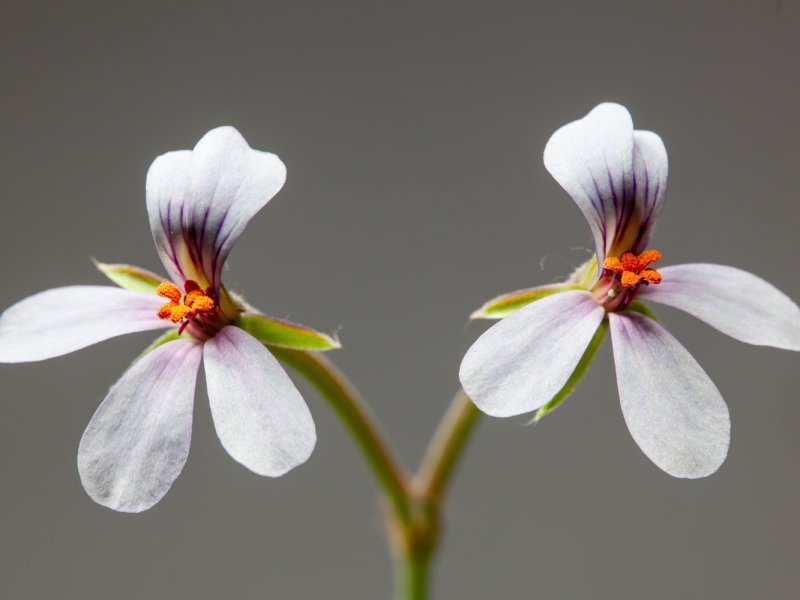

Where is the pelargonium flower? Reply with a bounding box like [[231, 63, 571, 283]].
[[0, 127, 339, 511], [459, 103, 800, 478]]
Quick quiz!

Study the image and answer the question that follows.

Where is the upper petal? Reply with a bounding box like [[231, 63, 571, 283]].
[[626, 130, 667, 254], [459, 290, 606, 417], [609, 312, 730, 479], [638, 263, 800, 351], [146, 127, 287, 289], [0, 286, 172, 363], [543, 103, 667, 265], [203, 326, 316, 477], [78, 338, 202, 512]]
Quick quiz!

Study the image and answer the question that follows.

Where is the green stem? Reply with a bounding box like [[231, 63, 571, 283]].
[[415, 389, 481, 502], [270, 347, 411, 524], [394, 390, 480, 600], [272, 349, 483, 600], [394, 547, 431, 600]]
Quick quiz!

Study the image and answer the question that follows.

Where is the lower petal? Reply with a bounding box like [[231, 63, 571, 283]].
[[638, 263, 800, 350], [609, 312, 730, 478], [0, 286, 172, 363], [459, 290, 606, 417], [203, 326, 316, 477], [78, 339, 202, 512]]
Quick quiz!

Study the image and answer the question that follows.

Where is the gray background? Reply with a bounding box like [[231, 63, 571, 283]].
[[1, 1, 798, 598]]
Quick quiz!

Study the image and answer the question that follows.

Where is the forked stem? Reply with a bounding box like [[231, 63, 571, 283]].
[[273, 348, 481, 599]]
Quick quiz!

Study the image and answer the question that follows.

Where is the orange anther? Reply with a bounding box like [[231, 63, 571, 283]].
[[620, 252, 639, 272], [157, 301, 178, 319], [621, 271, 643, 288], [190, 295, 215, 313], [155, 279, 214, 323], [169, 304, 193, 323], [603, 257, 623, 272], [641, 269, 662, 284], [156, 282, 182, 303], [604, 248, 663, 290], [185, 288, 215, 312], [184, 289, 204, 306], [638, 249, 662, 270]]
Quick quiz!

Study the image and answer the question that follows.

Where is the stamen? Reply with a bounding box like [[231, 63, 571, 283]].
[[603, 248, 663, 289], [184, 289, 205, 307], [155, 279, 216, 324], [157, 301, 177, 319], [620, 252, 639, 272], [189, 295, 215, 313], [169, 304, 193, 323], [621, 271, 643, 288], [156, 282, 182, 303], [641, 269, 662, 284], [603, 257, 623, 273], [638, 249, 662, 270]]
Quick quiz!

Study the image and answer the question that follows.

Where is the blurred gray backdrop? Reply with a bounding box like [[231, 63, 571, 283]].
[[1, 1, 799, 598]]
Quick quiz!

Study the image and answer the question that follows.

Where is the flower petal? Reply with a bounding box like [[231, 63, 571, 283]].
[[543, 103, 667, 265], [627, 130, 667, 253], [146, 127, 286, 290], [609, 312, 730, 478], [638, 263, 800, 350], [145, 150, 196, 285], [203, 326, 316, 477], [0, 286, 172, 363], [459, 290, 606, 417], [78, 339, 202, 512]]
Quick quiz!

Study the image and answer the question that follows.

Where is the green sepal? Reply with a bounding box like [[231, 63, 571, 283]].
[[235, 313, 340, 351], [624, 299, 658, 321], [94, 260, 163, 294], [534, 318, 607, 422], [471, 284, 584, 320]]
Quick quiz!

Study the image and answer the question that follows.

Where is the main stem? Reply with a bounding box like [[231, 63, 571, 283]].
[[273, 348, 481, 599], [394, 546, 431, 600]]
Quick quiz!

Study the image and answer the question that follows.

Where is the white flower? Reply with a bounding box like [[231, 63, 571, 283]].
[[0, 127, 322, 511], [460, 103, 800, 478]]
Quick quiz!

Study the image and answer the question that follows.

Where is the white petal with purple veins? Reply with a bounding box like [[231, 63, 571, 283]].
[[609, 312, 730, 479], [543, 103, 667, 265], [624, 130, 668, 253], [146, 127, 286, 289], [638, 263, 800, 350], [0, 286, 172, 363], [145, 150, 199, 285], [78, 339, 202, 512], [203, 326, 316, 477], [459, 290, 606, 417]]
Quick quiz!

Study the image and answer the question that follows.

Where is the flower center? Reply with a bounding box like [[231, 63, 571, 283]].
[[156, 280, 216, 328], [603, 249, 663, 288]]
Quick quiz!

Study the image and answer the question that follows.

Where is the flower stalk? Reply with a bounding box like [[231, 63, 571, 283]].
[[269, 346, 413, 524], [273, 347, 481, 599], [415, 390, 481, 503]]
